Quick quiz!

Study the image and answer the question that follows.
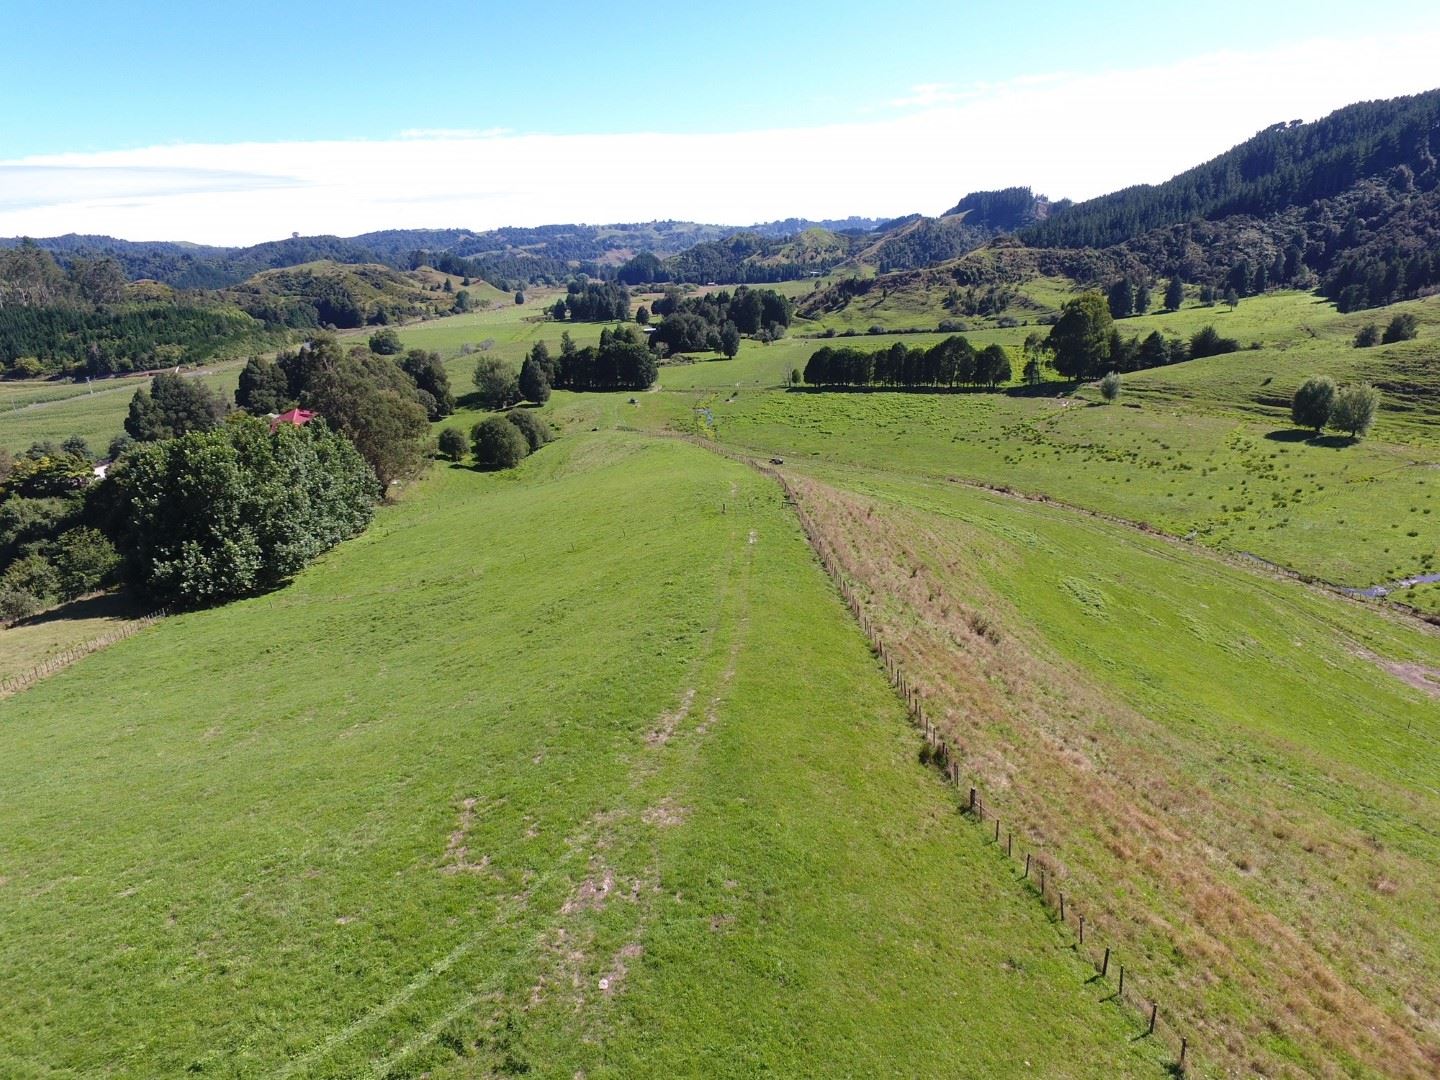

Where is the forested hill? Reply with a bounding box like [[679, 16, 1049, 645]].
[[1025, 90, 1440, 249], [0, 217, 887, 291], [943, 187, 1068, 231]]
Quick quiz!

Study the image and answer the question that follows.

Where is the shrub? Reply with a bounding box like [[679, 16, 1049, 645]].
[[505, 410, 552, 453], [52, 527, 119, 599], [437, 427, 468, 462], [471, 415, 529, 470], [1099, 371, 1122, 402], [368, 328, 402, 355], [1329, 383, 1379, 438], [1291, 375, 1337, 433], [1354, 323, 1380, 348], [1188, 325, 1241, 359], [1381, 313, 1418, 344], [0, 586, 42, 625], [0, 552, 59, 608]]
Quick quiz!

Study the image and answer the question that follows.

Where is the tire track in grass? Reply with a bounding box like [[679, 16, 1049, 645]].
[[283, 469, 756, 1078]]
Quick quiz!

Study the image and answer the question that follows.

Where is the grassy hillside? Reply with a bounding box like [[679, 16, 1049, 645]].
[[0, 433, 1162, 1078], [770, 466, 1440, 1077], [542, 290, 1440, 608]]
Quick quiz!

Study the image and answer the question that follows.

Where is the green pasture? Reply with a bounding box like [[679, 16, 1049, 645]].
[[0, 433, 1162, 1078], [783, 462, 1440, 1075]]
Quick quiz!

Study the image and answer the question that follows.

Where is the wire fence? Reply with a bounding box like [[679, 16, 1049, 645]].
[[0, 608, 168, 698], [672, 431, 1194, 1074]]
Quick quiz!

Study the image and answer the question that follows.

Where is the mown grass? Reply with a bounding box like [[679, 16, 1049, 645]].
[[0, 432, 1162, 1078], [778, 464, 1440, 1076]]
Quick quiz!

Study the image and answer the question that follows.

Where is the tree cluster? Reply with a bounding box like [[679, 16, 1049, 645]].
[[100, 417, 377, 605], [1291, 376, 1379, 438], [1045, 292, 1238, 379], [650, 286, 791, 355], [803, 337, 1012, 389], [550, 280, 630, 322], [470, 410, 554, 470], [551, 325, 658, 391], [0, 441, 118, 622], [242, 335, 432, 487]]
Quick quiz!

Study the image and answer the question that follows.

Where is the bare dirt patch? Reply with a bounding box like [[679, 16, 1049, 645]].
[[598, 942, 643, 996], [1380, 661, 1440, 699], [646, 687, 696, 746], [561, 864, 616, 915], [440, 797, 493, 875], [641, 799, 689, 828]]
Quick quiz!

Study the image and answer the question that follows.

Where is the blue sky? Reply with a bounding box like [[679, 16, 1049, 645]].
[[3, 1, 1440, 242]]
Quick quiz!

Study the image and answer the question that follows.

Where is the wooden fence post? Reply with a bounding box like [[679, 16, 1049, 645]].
[[1179, 1037, 1187, 1072], [1059, 892, 1065, 922], [1101, 946, 1109, 977], [968, 788, 976, 813], [1079, 915, 1085, 944], [1148, 1002, 1157, 1036], [1023, 853, 1030, 878], [1118, 965, 1125, 997]]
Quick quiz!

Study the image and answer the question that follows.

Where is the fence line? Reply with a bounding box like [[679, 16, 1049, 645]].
[[672, 431, 1193, 1074], [0, 608, 168, 698]]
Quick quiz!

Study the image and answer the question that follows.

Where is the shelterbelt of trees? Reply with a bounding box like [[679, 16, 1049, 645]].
[[803, 337, 1013, 389], [801, 293, 1252, 390]]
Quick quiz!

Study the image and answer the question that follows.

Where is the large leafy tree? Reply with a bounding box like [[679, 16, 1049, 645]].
[[103, 417, 376, 605], [1046, 293, 1113, 380], [399, 348, 454, 418], [473, 356, 521, 410], [235, 356, 291, 414], [1291, 375, 1337, 433], [125, 372, 226, 442], [1329, 383, 1378, 438], [301, 353, 431, 489]]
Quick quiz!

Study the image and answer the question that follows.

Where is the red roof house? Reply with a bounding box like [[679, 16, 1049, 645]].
[[269, 408, 317, 433]]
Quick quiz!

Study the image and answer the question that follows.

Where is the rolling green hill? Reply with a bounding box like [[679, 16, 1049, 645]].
[[0, 433, 1163, 1078]]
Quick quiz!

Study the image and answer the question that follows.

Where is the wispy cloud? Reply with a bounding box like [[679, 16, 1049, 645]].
[[0, 164, 299, 213], [1, 33, 1436, 245]]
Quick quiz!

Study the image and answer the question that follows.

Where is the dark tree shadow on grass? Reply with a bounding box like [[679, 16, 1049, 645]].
[[10, 591, 145, 629], [1263, 428, 1359, 448]]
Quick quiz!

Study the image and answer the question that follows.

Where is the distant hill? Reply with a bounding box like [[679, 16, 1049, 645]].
[[0, 217, 888, 293], [1024, 89, 1440, 309], [222, 261, 461, 329], [943, 186, 1066, 231]]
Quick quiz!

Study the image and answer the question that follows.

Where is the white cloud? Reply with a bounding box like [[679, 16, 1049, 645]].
[[1, 33, 1437, 246]]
